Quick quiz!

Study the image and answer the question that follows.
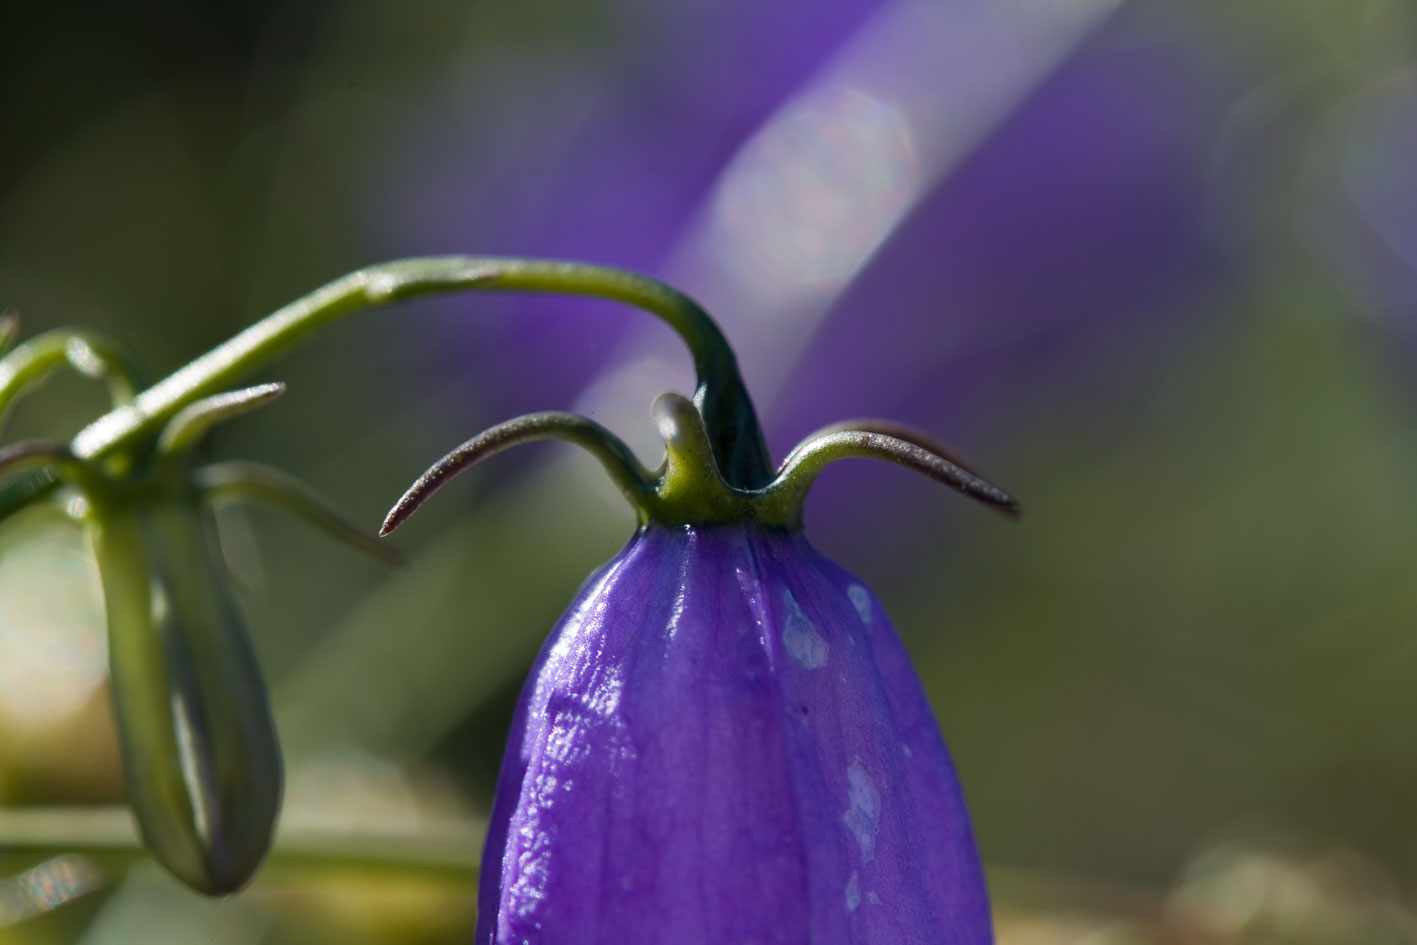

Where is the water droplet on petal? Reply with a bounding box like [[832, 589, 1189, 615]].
[[843, 761, 881, 862], [848, 584, 873, 625], [781, 588, 829, 669]]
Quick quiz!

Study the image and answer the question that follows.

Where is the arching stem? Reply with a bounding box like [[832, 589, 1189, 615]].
[[0, 327, 149, 431], [382, 411, 656, 536], [196, 461, 404, 569], [70, 258, 771, 489], [761, 429, 1020, 527]]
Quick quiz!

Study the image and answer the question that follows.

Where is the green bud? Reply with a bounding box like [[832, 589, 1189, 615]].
[[90, 488, 282, 895]]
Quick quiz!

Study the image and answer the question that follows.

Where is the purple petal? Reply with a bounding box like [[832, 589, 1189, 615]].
[[479, 524, 990, 944]]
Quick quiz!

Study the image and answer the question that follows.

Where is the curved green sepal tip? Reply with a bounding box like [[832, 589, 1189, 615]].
[[761, 423, 1020, 527], [158, 383, 285, 459], [381, 411, 656, 536], [384, 392, 1019, 533]]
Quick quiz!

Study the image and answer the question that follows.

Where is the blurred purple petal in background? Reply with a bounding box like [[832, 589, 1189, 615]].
[[363, 0, 887, 412]]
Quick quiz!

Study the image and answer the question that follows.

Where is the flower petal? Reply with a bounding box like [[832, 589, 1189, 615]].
[[478, 525, 990, 944]]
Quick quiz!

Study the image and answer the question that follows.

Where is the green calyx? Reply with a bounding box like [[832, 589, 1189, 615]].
[[382, 389, 1020, 533], [0, 256, 1015, 532], [359, 259, 1019, 532]]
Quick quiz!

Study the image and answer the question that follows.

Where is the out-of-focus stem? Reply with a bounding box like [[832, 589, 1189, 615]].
[[0, 806, 483, 888], [0, 327, 148, 429]]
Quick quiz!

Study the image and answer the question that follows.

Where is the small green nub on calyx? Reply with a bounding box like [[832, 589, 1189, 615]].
[[648, 392, 754, 523]]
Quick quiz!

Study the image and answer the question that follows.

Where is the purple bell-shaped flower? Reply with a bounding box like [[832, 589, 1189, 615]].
[[382, 262, 1017, 944]]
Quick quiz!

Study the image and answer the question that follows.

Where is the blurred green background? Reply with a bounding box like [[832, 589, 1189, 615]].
[[3, 0, 1417, 942]]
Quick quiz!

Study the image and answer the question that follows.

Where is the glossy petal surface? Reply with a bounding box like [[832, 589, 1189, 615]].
[[478, 524, 990, 944]]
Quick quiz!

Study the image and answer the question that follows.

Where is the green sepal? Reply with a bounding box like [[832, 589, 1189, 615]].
[[90, 490, 283, 895], [158, 384, 285, 460]]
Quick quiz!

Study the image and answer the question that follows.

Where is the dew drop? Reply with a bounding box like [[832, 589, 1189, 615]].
[[781, 589, 828, 669], [847, 584, 872, 625], [842, 762, 880, 862]]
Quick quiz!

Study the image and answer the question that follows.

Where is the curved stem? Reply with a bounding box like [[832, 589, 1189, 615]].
[[69, 258, 771, 488], [0, 328, 149, 431], [63, 336, 147, 402], [158, 383, 285, 458], [196, 460, 404, 569], [762, 430, 1020, 527], [382, 411, 656, 535]]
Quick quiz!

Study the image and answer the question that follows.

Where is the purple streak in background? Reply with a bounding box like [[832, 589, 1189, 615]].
[[734, 33, 1236, 545], [770, 37, 1230, 442], [362, 0, 887, 413], [478, 524, 990, 944]]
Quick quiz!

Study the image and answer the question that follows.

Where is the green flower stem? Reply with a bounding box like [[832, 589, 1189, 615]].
[[68, 257, 771, 487], [0, 806, 483, 888], [157, 383, 286, 459]]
